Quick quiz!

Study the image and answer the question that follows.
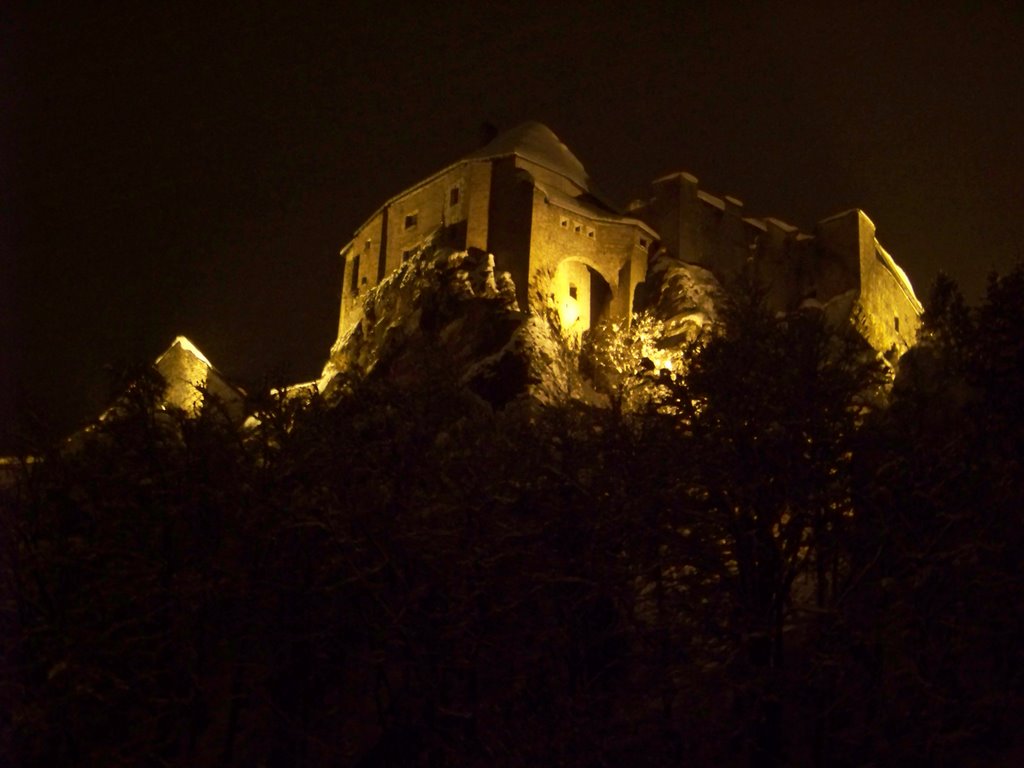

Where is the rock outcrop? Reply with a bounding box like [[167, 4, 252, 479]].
[[322, 243, 579, 407], [645, 251, 726, 345]]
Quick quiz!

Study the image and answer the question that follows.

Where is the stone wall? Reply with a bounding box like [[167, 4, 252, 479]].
[[814, 211, 863, 301], [553, 259, 594, 337], [643, 174, 923, 357], [338, 212, 384, 338], [645, 172, 701, 267], [338, 160, 500, 338], [485, 158, 535, 311], [754, 218, 812, 311], [383, 165, 469, 274], [815, 209, 922, 355], [527, 186, 651, 327], [856, 214, 923, 356], [643, 173, 761, 284], [465, 162, 492, 251], [336, 131, 923, 361]]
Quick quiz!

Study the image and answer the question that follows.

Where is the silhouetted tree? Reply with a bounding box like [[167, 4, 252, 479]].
[[846, 265, 1024, 765], [657, 277, 885, 767], [7, 270, 1024, 767]]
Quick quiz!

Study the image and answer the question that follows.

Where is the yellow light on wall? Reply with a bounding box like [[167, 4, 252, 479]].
[[560, 296, 580, 328]]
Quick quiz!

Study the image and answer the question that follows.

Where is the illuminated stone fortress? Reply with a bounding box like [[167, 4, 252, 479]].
[[336, 122, 922, 357]]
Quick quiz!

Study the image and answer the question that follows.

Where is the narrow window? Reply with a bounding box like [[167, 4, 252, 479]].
[[449, 187, 460, 206], [402, 249, 412, 262], [894, 315, 900, 332], [350, 254, 360, 293], [587, 227, 595, 238], [639, 237, 648, 248], [569, 284, 578, 300], [560, 217, 569, 228], [365, 239, 372, 251], [574, 223, 581, 234], [404, 213, 418, 230]]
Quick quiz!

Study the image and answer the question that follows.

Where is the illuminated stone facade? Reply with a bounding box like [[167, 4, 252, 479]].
[[336, 123, 655, 342], [153, 336, 244, 417], [336, 123, 921, 358], [635, 172, 922, 357]]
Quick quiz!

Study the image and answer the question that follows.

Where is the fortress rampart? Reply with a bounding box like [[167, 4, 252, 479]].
[[335, 123, 922, 358]]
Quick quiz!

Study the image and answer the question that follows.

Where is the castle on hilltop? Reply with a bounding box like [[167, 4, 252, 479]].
[[15, 124, 927, 445], [336, 122, 922, 357]]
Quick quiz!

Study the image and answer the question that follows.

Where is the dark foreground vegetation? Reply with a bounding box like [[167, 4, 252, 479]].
[[3, 269, 1023, 767]]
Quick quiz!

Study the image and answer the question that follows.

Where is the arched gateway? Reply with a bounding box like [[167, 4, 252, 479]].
[[552, 258, 612, 340]]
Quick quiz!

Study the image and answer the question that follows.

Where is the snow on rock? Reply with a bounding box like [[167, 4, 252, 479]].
[[646, 254, 725, 345], [322, 244, 575, 407], [463, 314, 579, 407]]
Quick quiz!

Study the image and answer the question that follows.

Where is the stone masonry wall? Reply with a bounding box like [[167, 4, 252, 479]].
[[528, 188, 651, 327], [336, 133, 922, 360], [339, 212, 384, 338], [338, 161, 497, 338], [855, 212, 923, 356], [486, 158, 535, 311], [383, 165, 469, 274]]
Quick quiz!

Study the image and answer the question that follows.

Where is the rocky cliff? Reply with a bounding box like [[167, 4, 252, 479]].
[[321, 243, 582, 408]]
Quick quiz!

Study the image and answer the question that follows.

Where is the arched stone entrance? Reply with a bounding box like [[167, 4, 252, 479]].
[[553, 258, 613, 340]]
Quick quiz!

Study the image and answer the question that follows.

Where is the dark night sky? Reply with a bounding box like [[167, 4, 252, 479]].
[[3, 1, 1023, 446]]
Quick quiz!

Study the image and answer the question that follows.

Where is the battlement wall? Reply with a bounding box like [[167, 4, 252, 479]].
[[335, 124, 922, 360]]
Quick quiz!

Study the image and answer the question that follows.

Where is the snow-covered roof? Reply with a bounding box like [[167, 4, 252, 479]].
[[155, 335, 213, 368], [697, 189, 725, 210], [343, 122, 619, 246], [874, 238, 924, 312], [765, 217, 798, 233], [537, 181, 658, 237], [817, 208, 863, 226], [465, 121, 594, 196]]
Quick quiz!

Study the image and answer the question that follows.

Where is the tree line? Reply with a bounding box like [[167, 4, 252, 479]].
[[2, 268, 1022, 767]]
